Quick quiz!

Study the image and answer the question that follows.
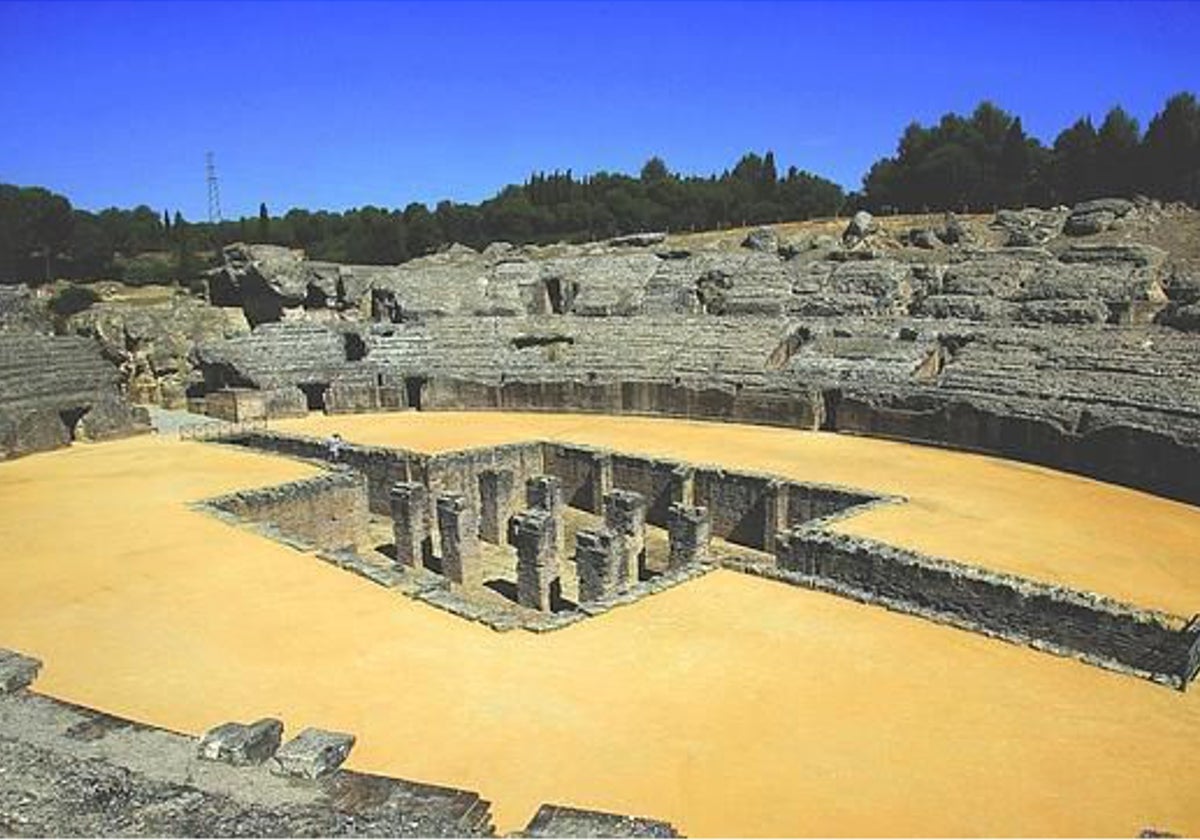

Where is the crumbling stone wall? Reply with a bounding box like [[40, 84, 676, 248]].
[[204, 472, 368, 552], [0, 333, 149, 460], [425, 442, 545, 515], [542, 444, 610, 513], [220, 431, 426, 516], [774, 527, 1200, 689]]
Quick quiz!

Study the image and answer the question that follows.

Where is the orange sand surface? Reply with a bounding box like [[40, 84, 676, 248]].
[[0, 414, 1197, 837]]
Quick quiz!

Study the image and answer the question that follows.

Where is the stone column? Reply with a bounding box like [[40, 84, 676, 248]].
[[762, 480, 790, 554], [667, 503, 711, 569], [671, 465, 695, 507], [574, 528, 619, 603], [590, 452, 613, 514], [436, 492, 481, 588], [603, 489, 646, 588], [526, 475, 564, 558], [508, 509, 559, 612], [390, 481, 431, 570], [478, 468, 515, 544]]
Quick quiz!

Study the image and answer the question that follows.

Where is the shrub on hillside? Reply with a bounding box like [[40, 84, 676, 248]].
[[48, 283, 100, 319]]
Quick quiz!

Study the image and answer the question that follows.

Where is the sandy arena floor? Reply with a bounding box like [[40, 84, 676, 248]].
[[1, 411, 1198, 836]]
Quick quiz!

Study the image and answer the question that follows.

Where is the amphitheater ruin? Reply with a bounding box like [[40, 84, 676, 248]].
[[3, 200, 1200, 836]]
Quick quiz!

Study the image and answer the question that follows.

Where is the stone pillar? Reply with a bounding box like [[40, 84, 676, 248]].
[[526, 475, 564, 559], [508, 509, 559, 612], [603, 489, 646, 588], [671, 465, 695, 507], [590, 452, 613, 514], [574, 528, 619, 603], [776, 527, 816, 575], [436, 492, 481, 588], [762, 480, 790, 554], [667, 503, 711, 569], [478, 468, 515, 544], [390, 481, 431, 570]]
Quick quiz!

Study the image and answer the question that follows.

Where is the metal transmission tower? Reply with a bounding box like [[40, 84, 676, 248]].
[[205, 152, 223, 224]]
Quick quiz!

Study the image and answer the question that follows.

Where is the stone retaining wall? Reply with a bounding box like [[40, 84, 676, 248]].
[[202, 471, 368, 553], [221, 431, 426, 516], [772, 526, 1200, 689]]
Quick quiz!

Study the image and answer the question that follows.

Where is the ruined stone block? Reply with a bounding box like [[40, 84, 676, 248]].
[[478, 468, 515, 543], [524, 803, 680, 838], [197, 718, 283, 766], [763, 480, 790, 554], [592, 453, 614, 514], [575, 527, 620, 603], [526, 475, 565, 558], [671, 465, 695, 507], [508, 508, 559, 612], [667, 503, 711, 569], [0, 649, 41, 694], [390, 481, 431, 569], [603, 489, 647, 587], [270, 727, 356, 780], [436, 492, 481, 588]]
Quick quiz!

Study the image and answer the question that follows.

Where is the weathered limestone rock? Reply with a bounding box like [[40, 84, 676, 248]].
[[843, 211, 876, 247], [436, 492, 481, 587], [936, 212, 972, 245], [603, 489, 647, 587], [667, 504, 711, 569], [508, 509, 560, 612], [270, 727, 356, 780], [741, 226, 779, 253], [608, 232, 666, 248], [390, 482, 431, 570], [908, 227, 939, 249], [0, 649, 41, 693], [197, 718, 283, 766], [478, 468, 516, 543], [574, 528, 620, 603], [990, 207, 1067, 246], [1064, 197, 1134, 236]]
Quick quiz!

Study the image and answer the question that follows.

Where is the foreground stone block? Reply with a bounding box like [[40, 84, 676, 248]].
[[526, 475, 565, 558], [390, 481, 431, 569], [270, 727, 356, 780], [436, 492, 481, 587], [0, 649, 41, 694], [667, 503, 711, 569], [575, 528, 620, 603], [197, 718, 283, 766], [524, 803, 680, 838], [604, 489, 647, 587], [508, 509, 560, 612]]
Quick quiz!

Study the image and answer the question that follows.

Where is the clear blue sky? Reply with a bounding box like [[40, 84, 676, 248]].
[[1, 0, 1197, 220]]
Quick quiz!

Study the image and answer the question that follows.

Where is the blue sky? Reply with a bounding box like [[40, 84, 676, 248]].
[[1, 0, 1198, 219]]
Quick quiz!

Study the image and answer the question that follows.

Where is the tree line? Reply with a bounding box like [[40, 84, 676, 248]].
[[1, 90, 1197, 284], [861, 92, 1200, 213]]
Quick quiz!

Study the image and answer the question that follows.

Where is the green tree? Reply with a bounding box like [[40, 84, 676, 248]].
[[1142, 92, 1200, 202], [1095, 107, 1141, 197], [1052, 118, 1099, 203], [257, 202, 270, 243], [998, 118, 1031, 207]]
